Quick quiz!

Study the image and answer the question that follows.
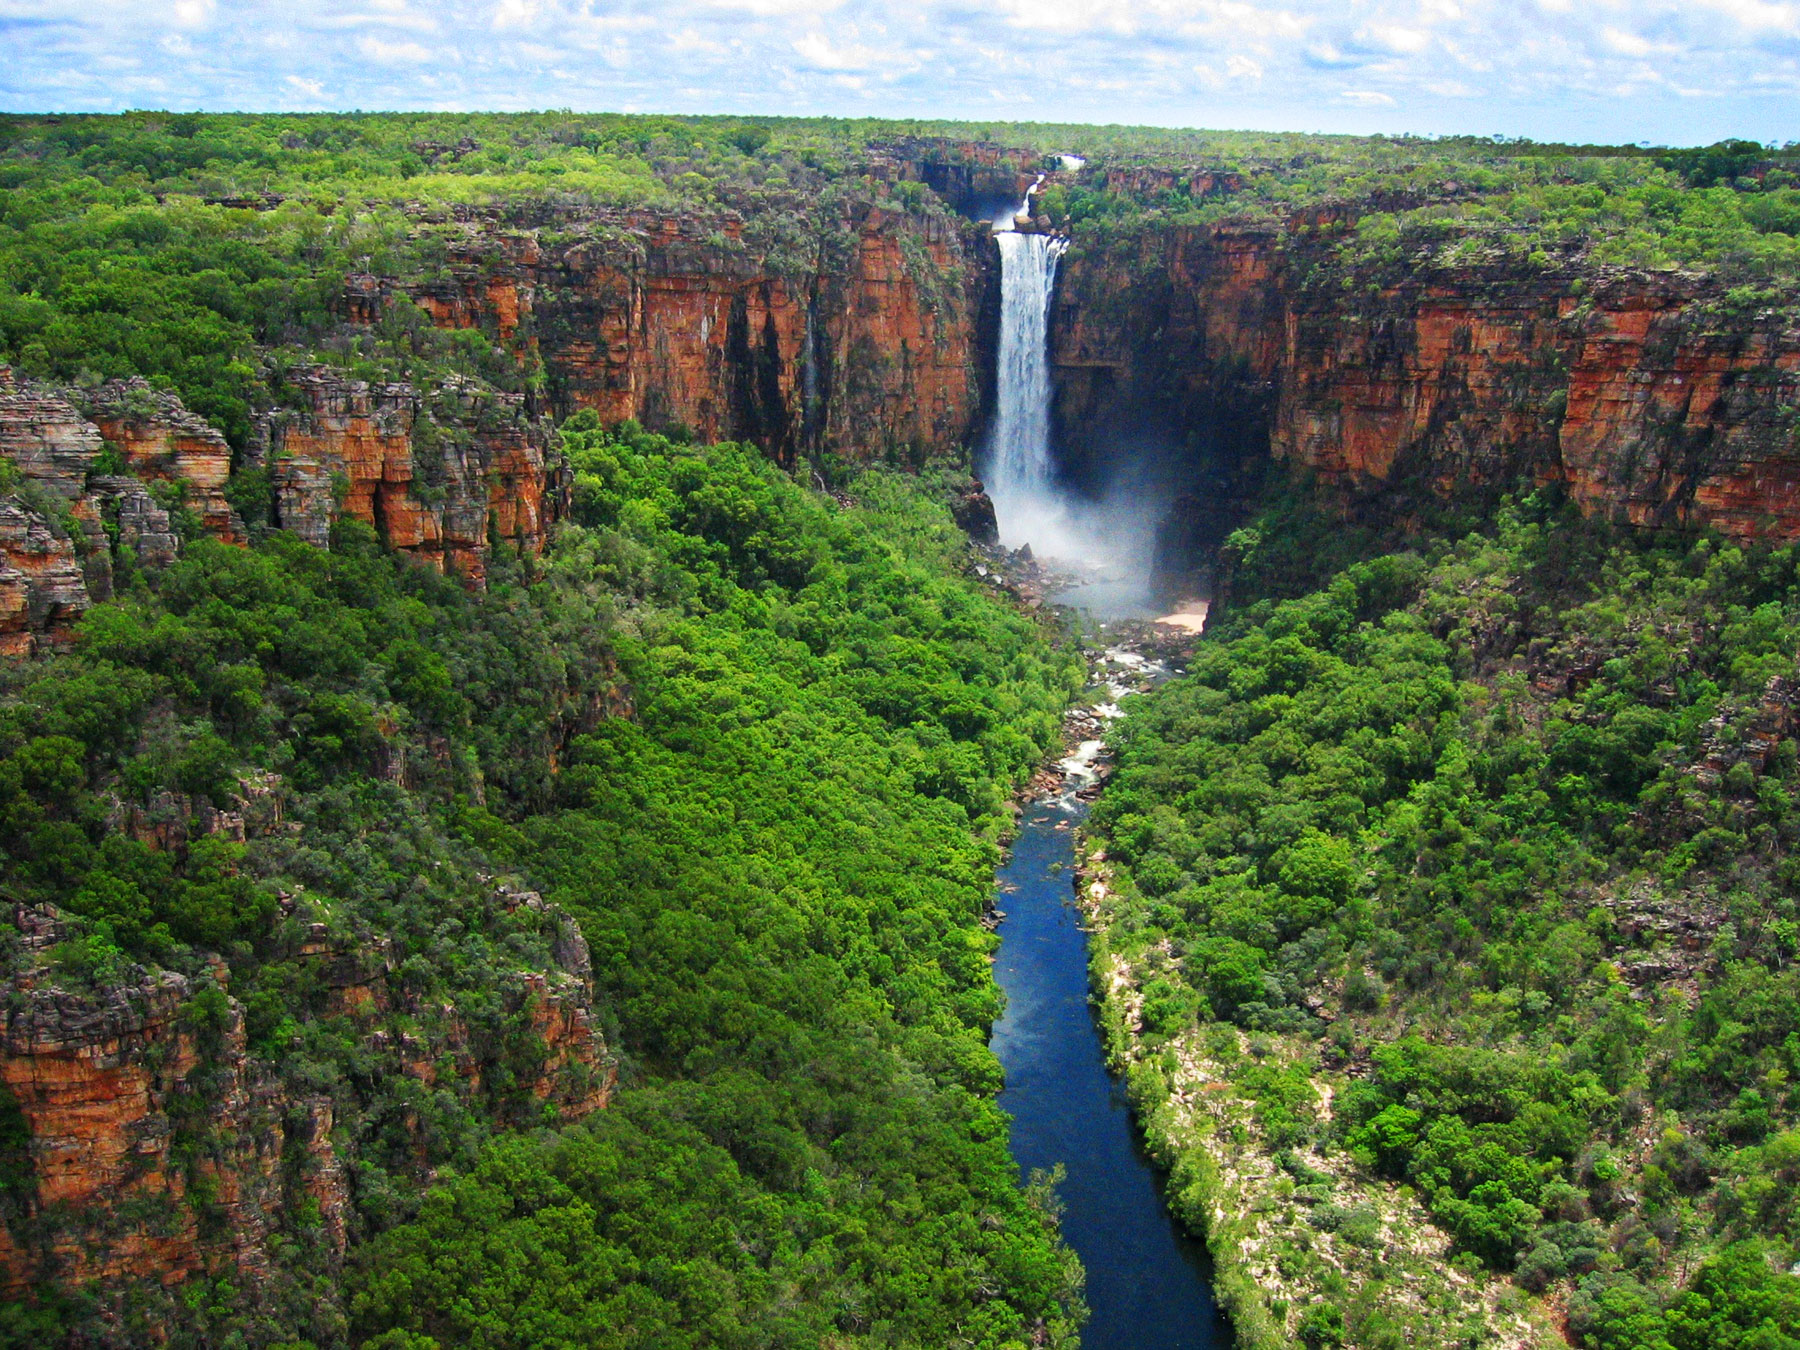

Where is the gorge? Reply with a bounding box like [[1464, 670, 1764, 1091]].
[[8, 133, 1800, 659], [982, 168, 1230, 1344], [2, 113, 1800, 1350]]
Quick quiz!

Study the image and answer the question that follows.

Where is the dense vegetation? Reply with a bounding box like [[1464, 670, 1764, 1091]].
[[4, 111, 1798, 462], [6, 107, 1800, 1349], [0, 111, 982, 448], [1040, 136, 1800, 280], [1090, 496, 1800, 1347], [0, 421, 1084, 1347]]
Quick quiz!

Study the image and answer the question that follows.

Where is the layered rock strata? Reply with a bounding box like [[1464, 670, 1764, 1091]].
[[0, 362, 563, 650], [259, 365, 556, 586], [1051, 222, 1800, 545], [84, 378, 243, 543], [393, 202, 992, 468], [0, 499, 88, 657], [0, 371, 110, 655], [0, 371, 240, 653]]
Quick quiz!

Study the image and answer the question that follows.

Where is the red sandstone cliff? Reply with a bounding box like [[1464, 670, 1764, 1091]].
[[0, 371, 186, 655], [2, 193, 1001, 657], [258, 365, 557, 586], [1051, 222, 1800, 545], [84, 378, 243, 544], [0, 885, 613, 1299], [385, 202, 990, 467], [0, 364, 563, 651]]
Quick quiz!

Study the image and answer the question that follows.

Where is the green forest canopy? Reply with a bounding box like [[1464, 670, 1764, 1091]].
[[0, 423, 1085, 1347], [1091, 496, 1800, 1348], [3, 112, 1800, 457]]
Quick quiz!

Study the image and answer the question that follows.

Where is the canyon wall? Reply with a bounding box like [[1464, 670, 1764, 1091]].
[[256, 365, 558, 586], [1051, 221, 1800, 546], [0, 372, 190, 656], [14, 177, 1798, 640], [390, 201, 996, 469], [1, 186, 1014, 660], [0, 366, 561, 652]]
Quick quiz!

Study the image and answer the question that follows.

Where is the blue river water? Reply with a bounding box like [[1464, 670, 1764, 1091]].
[[990, 797, 1233, 1349]]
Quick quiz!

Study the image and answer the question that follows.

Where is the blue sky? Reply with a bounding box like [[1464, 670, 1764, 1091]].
[[2, 0, 1797, 146]]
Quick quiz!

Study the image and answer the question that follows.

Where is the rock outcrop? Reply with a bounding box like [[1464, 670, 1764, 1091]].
[[0, 947, 331, 1295], [0, 371, 108, 654], [0, 889, 613, 1297], [0, 499, 88, 657], [258, 365, 556, 586], [1050, 222, 1800, 546], [857, 137, 1041, 216], [0, 371, 240, 653], [83, 378, 243, 543], [0, 361, 563, 651]]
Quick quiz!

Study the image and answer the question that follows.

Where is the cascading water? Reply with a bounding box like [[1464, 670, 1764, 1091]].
[[984, 166, 1225, 1348], [983, 177, 1188, 618], [986, 181, 1069, 546]]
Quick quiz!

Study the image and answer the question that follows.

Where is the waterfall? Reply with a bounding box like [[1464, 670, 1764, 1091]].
[[984, 180, 1070, 550], [980, 165, 1201, 623], [801, 296, 820, 448]]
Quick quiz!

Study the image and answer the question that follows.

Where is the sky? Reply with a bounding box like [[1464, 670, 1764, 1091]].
[[2, 0, 1797, 146]]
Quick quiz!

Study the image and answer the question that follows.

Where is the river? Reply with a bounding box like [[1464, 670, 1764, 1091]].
[[988, 638, 1232, 1349]]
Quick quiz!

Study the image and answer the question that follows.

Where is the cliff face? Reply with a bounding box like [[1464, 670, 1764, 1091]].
[[2, 195, 1003, 659], [0, 364, 563, 652], [84, 379, 241, 544], [1047, 225, 1286, 556], [397, 203, 992, 468], [0, 372, 185, 655], [0, 887, 613, 1299], [1051, 223, 1800, 546], [258, 365, 557, 586], [1556, 283, 1800, 537]]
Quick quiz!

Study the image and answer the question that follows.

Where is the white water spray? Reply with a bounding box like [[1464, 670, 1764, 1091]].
[[985, 178, 1082, 554], [984, 174, 1195, 621]]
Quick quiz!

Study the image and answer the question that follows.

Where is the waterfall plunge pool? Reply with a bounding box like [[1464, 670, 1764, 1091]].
[[982, 174, 1229, 1346]]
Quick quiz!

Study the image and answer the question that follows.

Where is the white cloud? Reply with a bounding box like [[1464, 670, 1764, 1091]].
[[1305, 41, 1364, 68], [705, 0, 849, 12], [1693, 0, 1800, 33], [313, 8, 440, 31], [0, 0, 1792, 144], [493, 0, 540, 29], [358, 35, 435, 64], [792, 30, 884, 71], [1186, 2, 1312, 41], [1602, 27, 1675, 57], [1362, 24, 1430, 54]]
